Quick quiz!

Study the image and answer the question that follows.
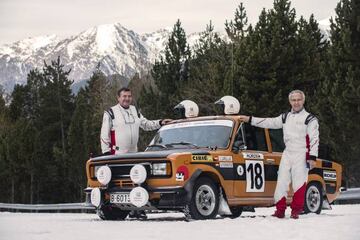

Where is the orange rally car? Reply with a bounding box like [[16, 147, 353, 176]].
[[85, 98, 342, 220]]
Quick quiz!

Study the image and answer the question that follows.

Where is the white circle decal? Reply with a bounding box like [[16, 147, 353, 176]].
[[237, 165, 244, 176]]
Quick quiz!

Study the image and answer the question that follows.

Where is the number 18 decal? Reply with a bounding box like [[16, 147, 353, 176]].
[[245, 160, 265, 192]]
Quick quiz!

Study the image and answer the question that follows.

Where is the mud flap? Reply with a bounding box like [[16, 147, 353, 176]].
[[322, 196, 332, 210], [184, 169, 203, 202], [218, 188, 231, 215]]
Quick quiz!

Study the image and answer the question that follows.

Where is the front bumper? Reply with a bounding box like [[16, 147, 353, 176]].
[[85, 185, 187, 210]]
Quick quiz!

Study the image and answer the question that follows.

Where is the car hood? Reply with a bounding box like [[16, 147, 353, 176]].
[[90, 149, 210, 162]]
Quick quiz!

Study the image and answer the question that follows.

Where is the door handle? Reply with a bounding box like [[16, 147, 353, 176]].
[[266, 158, 275, 164]]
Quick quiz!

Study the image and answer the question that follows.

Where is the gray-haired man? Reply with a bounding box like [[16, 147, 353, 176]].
[[239, 90, 319, 219]]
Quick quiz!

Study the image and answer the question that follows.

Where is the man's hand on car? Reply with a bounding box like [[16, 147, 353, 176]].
[[239, 115, 250, 123], [307, 160, 316, 170], [161, 119, 173, 126]]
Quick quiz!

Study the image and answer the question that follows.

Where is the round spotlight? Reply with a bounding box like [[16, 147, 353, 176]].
[[129, 186, 149, 207], [90, 188, 101, 207], [96, 165, 112, 185], [130, 164, 147, 184]]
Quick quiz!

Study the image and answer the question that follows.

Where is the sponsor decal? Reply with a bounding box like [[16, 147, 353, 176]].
[[323, 171, 337, 181], [192, 155, 213, 161], [219, 162, 234, 168], [176, 165, 189, 181], [242, 152, 264, 160], [237, 165, 244, 176], [176, 172, 185, 181], [219, 156, 233, 162]]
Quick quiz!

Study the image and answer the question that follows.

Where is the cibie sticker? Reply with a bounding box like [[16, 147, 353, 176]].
[[219, 156, 233, 162], [220, 162, 233, 168], [242, 152, 264, 160], [192, 155, 213, 161], [323, 171, 337, 181]]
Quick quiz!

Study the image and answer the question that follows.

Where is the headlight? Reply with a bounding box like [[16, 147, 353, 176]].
[[151, 163, 170, 176]]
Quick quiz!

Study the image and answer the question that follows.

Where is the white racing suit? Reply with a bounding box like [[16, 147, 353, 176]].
[[250, 108, 319, 213], [100, 104, 162, 154]]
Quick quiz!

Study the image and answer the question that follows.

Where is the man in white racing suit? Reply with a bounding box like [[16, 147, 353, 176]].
[[100, 87, 171, 219], [100, 87, 171, 155], [239, 90, 319, 219]]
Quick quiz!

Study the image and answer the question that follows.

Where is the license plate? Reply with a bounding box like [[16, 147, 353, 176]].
[[110, 193, 130, 204]]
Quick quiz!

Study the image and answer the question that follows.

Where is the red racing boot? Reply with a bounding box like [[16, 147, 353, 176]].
[[272, 197, 286, 218], [290, 183, 306, 220], [290, 210, 300, 219], [271, 210, 285, 219]]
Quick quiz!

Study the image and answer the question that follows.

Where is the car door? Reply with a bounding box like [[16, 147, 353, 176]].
[[232, 123, 274, 200]]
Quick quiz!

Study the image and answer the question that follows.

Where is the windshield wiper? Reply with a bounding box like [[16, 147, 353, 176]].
[[146, 144, 168, 150], [166, 141, 199, 149]]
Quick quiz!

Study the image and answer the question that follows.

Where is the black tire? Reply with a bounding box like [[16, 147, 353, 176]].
[[185, 177, 220, 220], [229, 206, 243, 219], [304, 182, 323, 214], [97, 205, 130, 220]]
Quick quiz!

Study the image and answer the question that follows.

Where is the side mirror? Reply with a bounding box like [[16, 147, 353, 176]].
[[232, 140, 247, 153]]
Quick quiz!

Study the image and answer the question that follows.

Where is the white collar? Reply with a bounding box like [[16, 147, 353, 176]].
[[291, 107, 304, 114]]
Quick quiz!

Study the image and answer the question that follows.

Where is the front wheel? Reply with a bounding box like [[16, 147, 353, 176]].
[[97, 205, 130, 220], [185, 177, 220, 220], [304, 182, 323, 214]]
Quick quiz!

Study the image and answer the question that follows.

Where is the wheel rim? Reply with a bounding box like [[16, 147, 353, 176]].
[[306, 185, 321, 212], [195, 185, 216, 216]]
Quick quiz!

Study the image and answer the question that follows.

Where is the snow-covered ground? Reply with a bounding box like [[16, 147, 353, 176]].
[[1, 204, 359, 240]]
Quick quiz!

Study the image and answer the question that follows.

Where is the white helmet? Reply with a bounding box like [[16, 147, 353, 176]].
[[215, 96, 240, 115], [174, 100, 199, 118]]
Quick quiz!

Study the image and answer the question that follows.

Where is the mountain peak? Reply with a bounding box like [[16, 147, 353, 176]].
[[0, 22, 203, 93]]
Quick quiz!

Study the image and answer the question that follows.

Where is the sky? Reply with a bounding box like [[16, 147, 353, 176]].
[[0, 0, 340, 45]]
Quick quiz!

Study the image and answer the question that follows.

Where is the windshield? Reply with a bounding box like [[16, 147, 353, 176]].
[[148, 120, 234, 150]]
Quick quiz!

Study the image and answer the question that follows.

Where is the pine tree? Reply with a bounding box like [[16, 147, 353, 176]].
[[36, 56, 74, 202], [181, 21, 233, 115], [67, 88, 92, 201], [234, 0, 326, 117], [225, 3, 249, 41], [0, 87, 12, 202], [317, 0, 360, 186], [152, 19, 191, 116]]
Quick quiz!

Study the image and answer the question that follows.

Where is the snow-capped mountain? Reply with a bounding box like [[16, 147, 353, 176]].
[[318, 17, 332, 41], [0, 18, 331, 93], [0, 23, 190, 93]]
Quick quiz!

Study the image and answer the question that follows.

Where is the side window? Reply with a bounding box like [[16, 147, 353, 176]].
[[233, 123, 246, 151], [244, 123, 267, 151], [269, 129, 285, 152]]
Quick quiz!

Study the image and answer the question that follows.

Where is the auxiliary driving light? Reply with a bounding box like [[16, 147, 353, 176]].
[[90, 188, 101, 207], [96, 165, 112, 185], [130, 164, 147, 184]]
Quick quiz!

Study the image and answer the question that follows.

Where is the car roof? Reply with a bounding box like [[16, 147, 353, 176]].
[[169, 115, 241, 124]]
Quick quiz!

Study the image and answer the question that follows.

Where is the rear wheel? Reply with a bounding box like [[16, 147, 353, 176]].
[[304, 182, 323, 214], [185, 177, 220, 220], [97, 205, 130, 220]]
